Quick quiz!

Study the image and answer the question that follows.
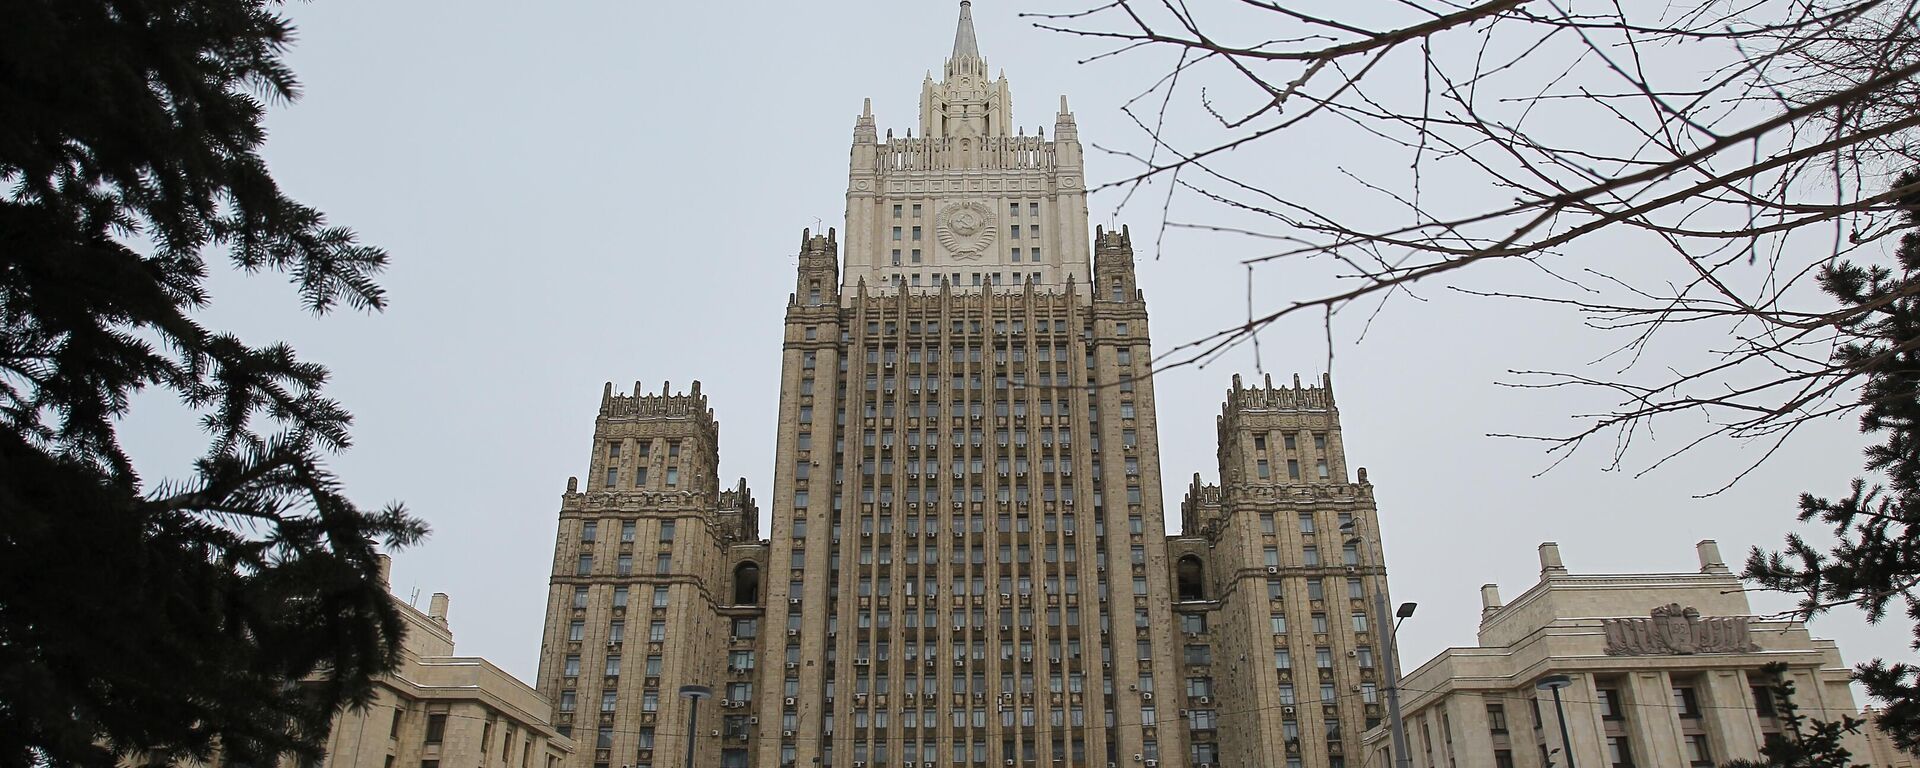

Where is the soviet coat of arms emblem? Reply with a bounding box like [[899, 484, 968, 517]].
[[937, 201, 997, 260]]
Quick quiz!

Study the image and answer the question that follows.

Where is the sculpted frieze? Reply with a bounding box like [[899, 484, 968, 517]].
[[1604, 603, 1760, 656]]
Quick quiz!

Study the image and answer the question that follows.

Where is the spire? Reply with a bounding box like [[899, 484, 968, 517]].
[[952, 1, 981, 65]]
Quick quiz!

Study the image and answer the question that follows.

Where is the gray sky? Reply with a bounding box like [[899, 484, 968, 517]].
[[118, 1, 1910, 694]]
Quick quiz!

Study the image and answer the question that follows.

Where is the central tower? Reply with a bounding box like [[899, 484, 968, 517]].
[[840, 0, 1091, 294]]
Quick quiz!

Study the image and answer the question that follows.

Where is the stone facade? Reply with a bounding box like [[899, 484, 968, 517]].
[[1360, 541, 1871, 768], [534, 5, 1397, 768]]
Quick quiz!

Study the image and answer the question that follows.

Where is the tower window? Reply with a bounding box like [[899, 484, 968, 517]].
[[893, 204, 902, 218], [1010, 203, 1020, 217], [912, 226, 922, 241], [1010, 248, 1021, 263], [892, 227, 902, 241], [892, 249, 901, 266], [1011, 224, 1022, 239], [911, 248, 922, 263], [912, 203, 922, 217]]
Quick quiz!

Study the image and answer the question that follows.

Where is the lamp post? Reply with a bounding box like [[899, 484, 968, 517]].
[[1345, 524, 1414, 768], [677, 685, 712, 768], [1536, 675, 1576, 768]]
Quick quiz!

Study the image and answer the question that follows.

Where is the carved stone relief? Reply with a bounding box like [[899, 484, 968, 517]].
[[1603, 603, 1760, 655], [936, 201, 998, 260]]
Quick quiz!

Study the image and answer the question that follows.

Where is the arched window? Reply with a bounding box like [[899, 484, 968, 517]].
[[1176, 555, 1206, 601], [733, 562, 761, 606]]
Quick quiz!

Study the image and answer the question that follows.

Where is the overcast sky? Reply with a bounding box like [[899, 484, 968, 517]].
[[117, 1, 1910, 694]]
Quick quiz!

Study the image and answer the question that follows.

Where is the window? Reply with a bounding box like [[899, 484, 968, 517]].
[[665, 467, 678, 485], [649, 621, 666, 642], [605, 655, 621, 677], [1184, 645, 1211, 665], [653, 586, 670, 608], [558, 691, 576, 712], [581, 521, 598, 542], [568, 621, 584, 641], [1607, 736, 1633, 768], [612, 586, 629, 608], [1298, 513, 1315, 533], [1352, 612, 1369, 632], [616, 554, 632, 575], [621, 520, 636, 541], [1685, 734, 1713, 767], [1673, 685, 1701, 718], [656, 554, 672, 573], [1598, 688, 1624, 720], [1486, 703, 1508, 733], [912, 226, 922, 241], [575, 554, 592, 576], [572, 586, 589, 609], [424, 713, 447, 744], [564, 655, 581, 676], [892, 227, 902, 241]]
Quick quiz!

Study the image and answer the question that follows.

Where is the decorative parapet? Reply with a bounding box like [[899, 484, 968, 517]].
[[1222, 482, 1375, 505]]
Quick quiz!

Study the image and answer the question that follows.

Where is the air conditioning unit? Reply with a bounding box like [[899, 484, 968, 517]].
[[1345, 565, 1358, 574], [719, 699, 733, 707], [710, 729, 720, 737], [856, 658, 870, 666], [786, 662, 798, 670], [1266, 566, 1279, 574], [1199, 696, 1211, 704], [1142, 692, 1153, 701], [748, 716, 759, 724], [783, 729, 796, 737], [1063, 499, 1073, 506], [1347, 650, 1359, 658], [789, 597, 802, 605], [998, 471, 1009, 478], [788, 629, 799, 637], [1283, 705, 1296, 716], [1132, 755, 1143, 763], [784, 697, 797, 706], [1022, 655, 1033, 663], [607, 640, 620, 648], [1144, 761, 1157, 767]]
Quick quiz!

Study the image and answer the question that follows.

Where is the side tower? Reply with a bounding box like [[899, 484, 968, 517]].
[[1173, 375, 1395, 768], [535, 383, 765, 768]]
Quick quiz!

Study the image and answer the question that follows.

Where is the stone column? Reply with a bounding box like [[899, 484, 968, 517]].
[[1701, 669, 1762, 762], [1445, 693, 1497, 766], [1625, 670, 1686, 768]]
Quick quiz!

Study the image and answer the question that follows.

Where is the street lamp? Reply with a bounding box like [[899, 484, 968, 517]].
[[677, 685, 712, 768], [1345, 522, 1415, 768], [1535, 675, 1576, 768]]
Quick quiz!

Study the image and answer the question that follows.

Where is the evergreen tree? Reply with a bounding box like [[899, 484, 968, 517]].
[[1744, 169, 1920, 759], [0, 2, 426, 767]]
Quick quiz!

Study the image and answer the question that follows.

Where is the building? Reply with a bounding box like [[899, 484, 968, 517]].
[[533, 5, 1399, 768], [324, 557, 574, 768], [1863, 708, 1920, 768], [1361, 541, 1870, 768]]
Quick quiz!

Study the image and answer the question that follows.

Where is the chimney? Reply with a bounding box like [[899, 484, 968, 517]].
[[377, 554, 392, 588], [1480, 583, 1503, 615], [1697, 539, 1730, 574], [1538, 542, 1568, 576], [428, 593, 450, 628]]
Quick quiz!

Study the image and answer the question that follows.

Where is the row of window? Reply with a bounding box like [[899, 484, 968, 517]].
[[890, 202, 1043, 220], [578, 519, 674, 543]]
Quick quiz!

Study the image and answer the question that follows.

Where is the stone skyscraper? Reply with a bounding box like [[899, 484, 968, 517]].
[[535, 5, 1398, 768]]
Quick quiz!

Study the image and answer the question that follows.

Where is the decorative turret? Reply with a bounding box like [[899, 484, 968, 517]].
[[793, 227, 840, 307], [1094, 225, 1139, 303], [921, 1, 1013, 139]]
